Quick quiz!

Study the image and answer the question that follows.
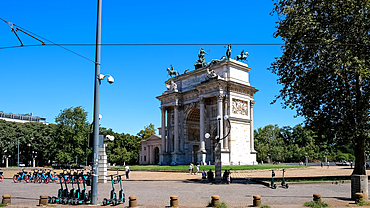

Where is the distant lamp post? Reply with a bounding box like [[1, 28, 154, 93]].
[[17, 133, 23, 167], [205, 115, 231, 182], [305, 153, 308, 166], [27, 143, 31, 167], [324, 152, 328, 163]]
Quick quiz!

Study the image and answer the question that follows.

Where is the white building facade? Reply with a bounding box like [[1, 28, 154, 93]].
[[157, 59, 258, 166]]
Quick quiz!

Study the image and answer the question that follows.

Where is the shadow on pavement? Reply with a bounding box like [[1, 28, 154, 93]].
[[332, 196, 353, 201], [180, 179, 258, 185]]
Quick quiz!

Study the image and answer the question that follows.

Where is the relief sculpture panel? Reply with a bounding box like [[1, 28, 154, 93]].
[[232, 98, 248, 116]]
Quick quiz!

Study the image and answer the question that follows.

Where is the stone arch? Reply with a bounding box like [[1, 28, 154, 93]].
[[185, 108, 200, 142], [186, 108, 200, 122]]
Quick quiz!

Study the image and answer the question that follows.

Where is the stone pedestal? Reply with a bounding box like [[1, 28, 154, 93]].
[[221, 150, 230, 165], [197, 150, 207, 165], [171, 152, 185, 165], [161, 153, 172, 165], [351, 174, 368, 200], [98, 144, 107, 183]]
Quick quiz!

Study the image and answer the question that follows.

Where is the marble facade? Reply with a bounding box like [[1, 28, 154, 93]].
[[156, 59, 258, 165]]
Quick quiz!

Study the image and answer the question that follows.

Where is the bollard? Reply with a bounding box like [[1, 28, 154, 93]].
[[39, 194, 48, 206], [313, 194, 321, 202], [355, 193, 364, 203], [211, 195, 220, 207], [170, 195, 179, 208], [2, 194, 11, 205], [253, 195, 261, 207], [129, 195, 137, 207]]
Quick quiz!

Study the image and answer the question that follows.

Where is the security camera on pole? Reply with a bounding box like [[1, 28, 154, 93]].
[[205, 115, 231, 182], [92, 0, 115, 204]]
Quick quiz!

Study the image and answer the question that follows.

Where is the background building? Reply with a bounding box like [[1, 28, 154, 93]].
[[0, 112, 47, 124]]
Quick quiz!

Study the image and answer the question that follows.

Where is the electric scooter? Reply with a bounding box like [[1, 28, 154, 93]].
[[115, 175, 125, 205], [281, 169, 289, 188], [271, 170, 277, 189], [102, 175, 117, 206]]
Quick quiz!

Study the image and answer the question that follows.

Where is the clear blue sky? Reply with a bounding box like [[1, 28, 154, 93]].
[[0, 1, 303, 135]]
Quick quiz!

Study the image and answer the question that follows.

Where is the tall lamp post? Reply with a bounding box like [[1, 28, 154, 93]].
[[17, 133, 23, 167], [205, 115, 231, 182], [91, 0, 114, 204]]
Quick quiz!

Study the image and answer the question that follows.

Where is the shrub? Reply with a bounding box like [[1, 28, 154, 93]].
[[304, 201, 328, 208]]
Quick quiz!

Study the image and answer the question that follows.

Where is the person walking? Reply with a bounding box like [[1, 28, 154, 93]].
[[327, 161, 330, 169], [189, 163, 193, 175], [196, 164, 200, 175], [321, 162, 323, 168], [125, 165, 130, 179]]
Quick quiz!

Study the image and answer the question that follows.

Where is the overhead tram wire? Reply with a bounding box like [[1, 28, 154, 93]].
[[0, 17, 96, 64], [0, 43, 284, 50]]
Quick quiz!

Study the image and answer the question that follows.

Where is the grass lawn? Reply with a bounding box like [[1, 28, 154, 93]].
[[111, 164, 304, 172]]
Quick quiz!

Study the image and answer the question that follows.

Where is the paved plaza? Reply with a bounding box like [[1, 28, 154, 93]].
[[0, 166, 369, 207]]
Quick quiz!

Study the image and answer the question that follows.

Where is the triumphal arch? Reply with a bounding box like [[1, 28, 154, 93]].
[[157, 47, 258, 165]]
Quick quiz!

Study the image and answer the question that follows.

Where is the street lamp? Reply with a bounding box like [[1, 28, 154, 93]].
[[267, 154, 271, 164], [205, 115, 231, 182], [92, 71, 114, 204], [17, 133, 23, 167], [305, 153, 308, 166]]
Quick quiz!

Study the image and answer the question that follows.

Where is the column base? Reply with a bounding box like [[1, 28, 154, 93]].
[[197, 149, 207, 165], [171, 152, 185, 165], [160, 153, 172, 165]]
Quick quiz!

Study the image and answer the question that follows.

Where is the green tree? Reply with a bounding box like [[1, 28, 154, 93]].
[[0, 119, 56, 166], [52, 106, 89, 164], [101, 128, 141, 165], [270, 0, 370, 175], [137, 123, 156, 141], [254, 124, 281, 162]]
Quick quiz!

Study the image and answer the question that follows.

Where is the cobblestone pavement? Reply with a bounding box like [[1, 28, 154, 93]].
[[0, 166, 369, 207]]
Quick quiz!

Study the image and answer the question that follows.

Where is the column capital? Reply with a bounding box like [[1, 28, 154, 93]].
[[217, 93, 225, 101], [199, 96, 205, 104], [251, 100, 256, 107], [174, 105, 180, 110]]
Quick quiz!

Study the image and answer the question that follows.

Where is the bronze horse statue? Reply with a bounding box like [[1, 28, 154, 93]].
[[235, 50, 249, 63], [225, 44, 231, 59], [167, 65, 179, 77]]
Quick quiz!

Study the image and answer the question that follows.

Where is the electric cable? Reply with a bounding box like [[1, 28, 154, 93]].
[[0, 17, 96, 63]]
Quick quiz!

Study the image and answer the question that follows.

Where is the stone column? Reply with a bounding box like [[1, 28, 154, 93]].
[[167, 108, 172, 153], [217, 94, 224, 148], [250, 101, 256, 153], [198, 97, 206, 165], [174, 105, 179, 153], [215, 93, 224, 181], [147, 145, 151, 164], [151, 145, 154, 164], [223, 96, 229, 150], [161, 107, 166, 153]]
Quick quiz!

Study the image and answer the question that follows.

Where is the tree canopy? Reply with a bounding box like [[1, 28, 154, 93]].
[[52, 106, 89, 164], [270, 0, 370, 174], [254, 124, 354, 163]]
